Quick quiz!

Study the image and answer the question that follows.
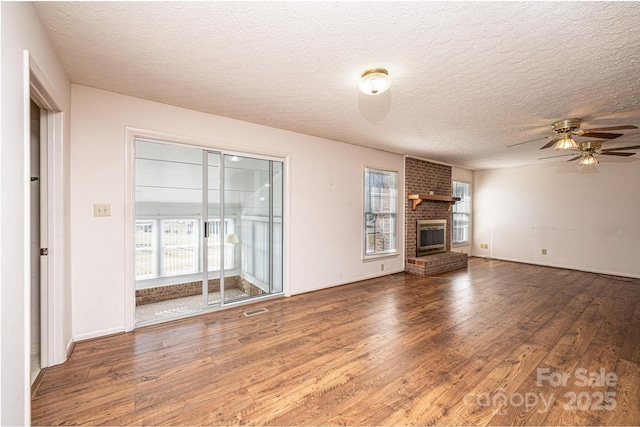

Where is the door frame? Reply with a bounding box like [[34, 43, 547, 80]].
[[27, 52, 66, 368], [124, 128, 291, 331]]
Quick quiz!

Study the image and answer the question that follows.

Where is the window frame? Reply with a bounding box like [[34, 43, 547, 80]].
[[363, 166, 399, 260], [452, 181, 471, 245]]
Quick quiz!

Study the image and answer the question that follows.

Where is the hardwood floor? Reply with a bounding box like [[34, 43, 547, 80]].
[[32, 258, 640, 426]]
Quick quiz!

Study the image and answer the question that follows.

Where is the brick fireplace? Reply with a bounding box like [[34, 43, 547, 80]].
[[404, 157, 468, 275]]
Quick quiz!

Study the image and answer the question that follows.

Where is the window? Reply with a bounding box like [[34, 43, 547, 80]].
[[206, 219, 235, 272], [452, 181, 471, 244], [134, 218, 234, 281], [134, 220, 156, 280], [161, 219, 199, 276], [364, 167, 398, 256]]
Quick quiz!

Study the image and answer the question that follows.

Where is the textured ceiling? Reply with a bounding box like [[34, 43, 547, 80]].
[[34, 1, 640, 169]]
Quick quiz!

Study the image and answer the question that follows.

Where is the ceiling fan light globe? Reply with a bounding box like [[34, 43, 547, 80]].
[[553, 134, 578, 151], [579, 154, 599, 166]]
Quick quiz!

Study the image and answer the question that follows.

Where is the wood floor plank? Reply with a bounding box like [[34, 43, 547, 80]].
[[485, 362, 561, 426], [440, 345, 547, 425], [31, 258, 640, 426], [596, 359, 640, 425], [543, 302, 605, 372], [619, 326, 640, 364]]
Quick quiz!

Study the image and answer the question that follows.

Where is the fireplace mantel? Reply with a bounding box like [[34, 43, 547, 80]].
[[408, 194, 460, 211]]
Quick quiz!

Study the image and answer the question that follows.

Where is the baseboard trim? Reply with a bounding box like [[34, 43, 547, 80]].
[[291, 269, 405, 296], [73, 327, 125, 343], [472, 254, 640, 280], [31, 367, 47, 398], [66, 339, 76, 359]]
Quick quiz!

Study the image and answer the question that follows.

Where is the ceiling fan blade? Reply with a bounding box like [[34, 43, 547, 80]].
[[577, 132, 623, 139], [582, 125, 638, 132], [539, 153, 575, 160], [566, 156, 582, 162], [506, 136, 547, 148], [600, 152, 636, 157], [601, 145, 640, 151], [539, 136, 561, 150]]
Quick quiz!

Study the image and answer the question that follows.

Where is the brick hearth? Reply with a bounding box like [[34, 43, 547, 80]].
[[406, 252, 468, 276]]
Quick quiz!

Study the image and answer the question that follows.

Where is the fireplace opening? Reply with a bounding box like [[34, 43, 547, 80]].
[[416, 219, 446, 256]]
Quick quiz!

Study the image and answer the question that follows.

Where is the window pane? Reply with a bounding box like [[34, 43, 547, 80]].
[[135, 220, 155, 280], [161, 219, 198, 276], [452, 182, 471, 244], [364, 168, 398, 255], [206, 219, 234, 271]]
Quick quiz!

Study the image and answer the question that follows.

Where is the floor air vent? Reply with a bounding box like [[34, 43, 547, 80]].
[[243, 307, 268, 317]]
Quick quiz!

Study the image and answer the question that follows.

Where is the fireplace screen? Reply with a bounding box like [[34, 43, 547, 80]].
[[416, 219, 446, 256]]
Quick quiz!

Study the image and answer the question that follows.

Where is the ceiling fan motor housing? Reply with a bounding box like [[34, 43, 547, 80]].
[[578, 141, 602, 151], [552, 118, 582, 134]]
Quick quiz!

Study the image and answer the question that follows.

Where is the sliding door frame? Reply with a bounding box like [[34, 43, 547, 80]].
[[124, 128, 290, 331]]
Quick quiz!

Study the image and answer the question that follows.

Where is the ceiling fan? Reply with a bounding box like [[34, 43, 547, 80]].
[[508, 118, 638, 150], [539, 141, 640, 165]]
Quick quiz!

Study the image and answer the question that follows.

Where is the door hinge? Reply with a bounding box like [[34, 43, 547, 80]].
[[40, 248, 48, 256]]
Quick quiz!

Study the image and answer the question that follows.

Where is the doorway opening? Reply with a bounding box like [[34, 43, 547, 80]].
[[28, 55, 67, 401], [133, 139, 284, 324], [29, 99, 42, 385]]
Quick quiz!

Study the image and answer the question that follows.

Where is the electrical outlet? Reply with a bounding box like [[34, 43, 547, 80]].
[[380, 263, 385, 271], [94, 203, 111, 217], [542, 249, 547, 255], [480, 243, 489, 249]]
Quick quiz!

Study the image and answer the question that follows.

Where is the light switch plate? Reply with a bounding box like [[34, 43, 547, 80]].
[[94, 204, 111, 217]]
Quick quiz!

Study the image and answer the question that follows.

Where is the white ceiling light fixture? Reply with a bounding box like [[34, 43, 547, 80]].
[[359, 68, 391, 95]]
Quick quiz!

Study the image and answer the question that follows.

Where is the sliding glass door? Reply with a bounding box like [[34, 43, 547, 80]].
[[222, 155, 282, 303], [134, 139, 283, 324], [134, 140, 204, 322]]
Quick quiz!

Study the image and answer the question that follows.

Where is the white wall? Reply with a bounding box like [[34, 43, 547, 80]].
[[70, 85, 405, 340], [452, 166, 473, 254], [473, 161, 640, 277], [1, 2, 72, 424]]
